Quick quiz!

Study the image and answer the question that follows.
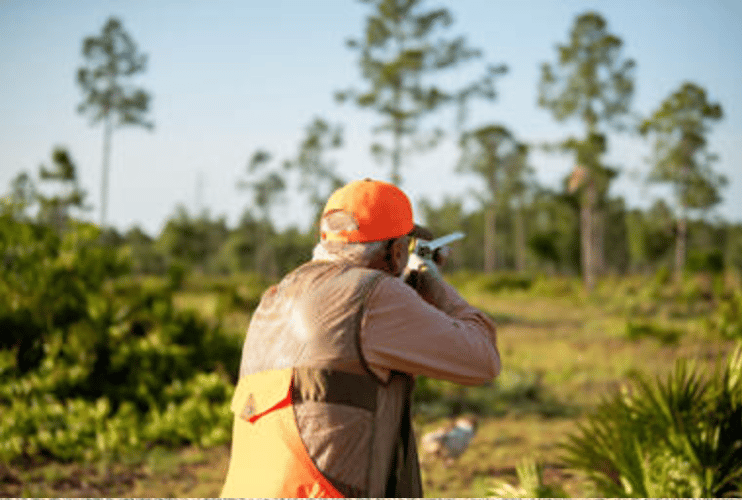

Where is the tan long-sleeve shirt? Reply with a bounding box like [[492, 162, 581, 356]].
[[359, 274, 500, 385]]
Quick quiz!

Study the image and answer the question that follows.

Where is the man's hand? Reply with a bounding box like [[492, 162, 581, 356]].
[[431, 245, 450, 268], [403, 253, 448, 310]]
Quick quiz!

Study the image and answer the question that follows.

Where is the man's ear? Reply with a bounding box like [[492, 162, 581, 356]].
[[392, 237, 408, 259]]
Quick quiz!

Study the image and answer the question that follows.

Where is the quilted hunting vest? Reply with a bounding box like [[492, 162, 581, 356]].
[[220, 261, 422, 498]]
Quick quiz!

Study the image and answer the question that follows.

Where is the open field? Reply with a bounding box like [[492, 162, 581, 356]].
[[2, 272, 737, 498]]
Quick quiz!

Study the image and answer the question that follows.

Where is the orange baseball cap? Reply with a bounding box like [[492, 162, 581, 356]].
[[321, 178, 429, 243]]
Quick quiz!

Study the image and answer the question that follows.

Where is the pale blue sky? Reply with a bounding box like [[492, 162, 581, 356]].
[[1, 0, 740, 235]]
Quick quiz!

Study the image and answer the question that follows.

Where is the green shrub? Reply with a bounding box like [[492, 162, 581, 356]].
[[687, 249, 725, 274], [624, 319, 682, 345], [482, 273, 533, 293], [709, 291, 742, 340], [166, 261, 188, 290], [561, 342, 742, 497], [0, 373, 234, 463], [0, 216, 241, 464]]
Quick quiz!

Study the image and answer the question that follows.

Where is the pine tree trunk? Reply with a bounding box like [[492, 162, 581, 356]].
[[391, 133, 401, 186], [581, 183, 596, 291], [514, 201, 526, 272], [675, 211, 687, 283], [675, 163, 691, 283], [593, 207, 605, 275], [484, 204, 496, 273], [390, 68, 403, 186], [100, 115, 113, 228]]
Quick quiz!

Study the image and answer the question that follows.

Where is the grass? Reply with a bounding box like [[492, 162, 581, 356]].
[[3, 272, 737, 498], [419, 415, 582, 497], [0, 445, 230, 498]]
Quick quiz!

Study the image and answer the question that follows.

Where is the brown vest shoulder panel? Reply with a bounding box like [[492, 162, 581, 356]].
[[239, 261, 384, 378]]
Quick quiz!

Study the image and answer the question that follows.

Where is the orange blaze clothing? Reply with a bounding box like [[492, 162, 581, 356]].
[[220, 369, 343, 498]]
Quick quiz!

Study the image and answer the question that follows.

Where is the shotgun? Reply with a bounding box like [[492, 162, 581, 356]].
[[405, 232, 465, 289]]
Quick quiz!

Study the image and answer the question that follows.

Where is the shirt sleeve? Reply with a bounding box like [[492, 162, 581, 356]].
[[359, 275, 500, 385]]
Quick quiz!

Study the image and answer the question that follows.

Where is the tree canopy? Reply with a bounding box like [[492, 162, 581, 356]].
[[337, 0, 506, 185], [77, 17, 153, 228]]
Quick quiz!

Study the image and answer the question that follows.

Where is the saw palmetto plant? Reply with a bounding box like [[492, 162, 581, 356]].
[[561, 342, 742, 497]]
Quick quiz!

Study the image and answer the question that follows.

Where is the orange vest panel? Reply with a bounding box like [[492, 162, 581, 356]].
[[220, 369, 344, 498]]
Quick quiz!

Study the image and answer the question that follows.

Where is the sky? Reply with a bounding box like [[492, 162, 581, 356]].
[[1, 0, 741, 237]]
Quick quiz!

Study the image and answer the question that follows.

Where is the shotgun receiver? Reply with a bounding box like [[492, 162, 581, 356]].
[[414, 232, 465, 261], [405, 232, 465, 290]]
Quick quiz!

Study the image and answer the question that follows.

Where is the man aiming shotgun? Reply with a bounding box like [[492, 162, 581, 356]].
[[220, 178, 500, 497]]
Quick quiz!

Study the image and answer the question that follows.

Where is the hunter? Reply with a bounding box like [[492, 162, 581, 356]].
[[220, 178, 500, 497]]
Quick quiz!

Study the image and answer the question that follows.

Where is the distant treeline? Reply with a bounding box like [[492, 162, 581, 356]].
[[8, 191, 740, 283], [4, 149, 741, 284], [106, 194, 742, 281]]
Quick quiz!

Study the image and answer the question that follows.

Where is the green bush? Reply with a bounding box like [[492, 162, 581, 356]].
[[561, 342, 742, 497], [482, 274, 533, 293], [709, 291, 742, 340], [624, 319, 682, 345], [0, 216, 241, 464], [687, 249, 725, 274]]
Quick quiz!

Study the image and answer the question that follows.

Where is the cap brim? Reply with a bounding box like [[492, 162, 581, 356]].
[[409, 224, 434, 241]]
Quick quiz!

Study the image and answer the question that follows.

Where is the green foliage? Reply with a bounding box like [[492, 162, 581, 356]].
[[726, 225, 742, 272], [625, 203, 677, 273], [237, 151, 286, 223], [529, 189, 581, 275], [36, 147, 89, 231], [709, 291, 742, 340], [1, 172, 36, 219], [0, 216, 240, 464], [687, 249, 725, 274], [528, 232, 561, 268], [285, 117, 346, 219], [539, 11, 635, 289], [561, 343, 742, 497], [457, 125, 533, 272], [77, 17, 153, 129], [640, 82, 726, 280], [119, 226, 166, 275], [538, 11, 635, 130], [482, 274, 532, 294], [530, 275, 581, 299], [156, 205, 230, 274], [640, 82, 725, 212], [270, 228, 316, 277], [166, 261, 188, 290], [624, 319, 681, 345], [339, 0, 505, 184]]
